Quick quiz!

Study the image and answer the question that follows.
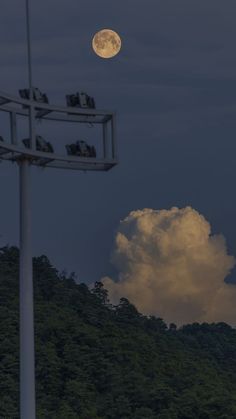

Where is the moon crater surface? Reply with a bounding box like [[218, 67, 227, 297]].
[[92, 29, 121, 59]]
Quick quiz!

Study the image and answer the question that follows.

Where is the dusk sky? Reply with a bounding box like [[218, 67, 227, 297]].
[[1, 1, 236, 322]]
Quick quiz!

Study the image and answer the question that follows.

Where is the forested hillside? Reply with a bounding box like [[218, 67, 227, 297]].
[[1, 246, 236, 418]]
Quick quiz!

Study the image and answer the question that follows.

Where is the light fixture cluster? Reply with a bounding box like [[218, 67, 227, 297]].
[[19, 88, 96, 109], [22, 136, 54, 153], [66, 140, 96, 158], [19, 87, 49, 104], [22, 136, 96, 158], [66, 92, 96, 109], [17, 88, 97, 157]]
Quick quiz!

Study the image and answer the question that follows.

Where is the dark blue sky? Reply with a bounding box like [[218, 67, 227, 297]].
[[1, 0, 236, 283]]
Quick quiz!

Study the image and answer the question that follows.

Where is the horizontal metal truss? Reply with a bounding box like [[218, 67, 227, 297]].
[[0, 90, 118, 171]]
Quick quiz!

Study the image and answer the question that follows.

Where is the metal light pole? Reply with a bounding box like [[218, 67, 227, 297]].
[[19, 1, 36, 418], [0, 3, 118, 417]]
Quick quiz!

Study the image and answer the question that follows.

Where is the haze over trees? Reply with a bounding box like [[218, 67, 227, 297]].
[[1, 246, 236, 418]]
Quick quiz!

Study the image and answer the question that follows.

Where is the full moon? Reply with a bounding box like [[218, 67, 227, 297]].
[[92, 29, 121, 59]]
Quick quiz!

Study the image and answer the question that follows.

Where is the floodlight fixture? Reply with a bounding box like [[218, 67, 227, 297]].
[[66, 92, 96, 109], [19, 87, 49, 104], [22, 135, 54, 153], [66, 140, 96, 158]]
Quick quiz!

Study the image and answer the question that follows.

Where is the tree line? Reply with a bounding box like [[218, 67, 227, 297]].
[[1, 246, 236, 418]]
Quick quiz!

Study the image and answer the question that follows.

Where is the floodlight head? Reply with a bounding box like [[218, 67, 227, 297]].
[[22, 138, 30, 148], [36, 136, 54, 152], [90, 146, 96, 157], [66, 94, 78, 107], [19, 89, 30, 100], [79, 93, 88, 108], [87, 96, 95, 109], [79, 92, 96, 109]]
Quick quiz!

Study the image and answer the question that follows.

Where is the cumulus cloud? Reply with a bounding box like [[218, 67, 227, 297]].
[[102, 207, 236, 325]]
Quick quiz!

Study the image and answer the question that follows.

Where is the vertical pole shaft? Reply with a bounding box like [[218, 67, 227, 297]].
[[10, 112, 17, 145], [19, 159, 36, 419], [26, 0, 33, 93], [20, 3, 36, 417], [25, 0, 36, 149]]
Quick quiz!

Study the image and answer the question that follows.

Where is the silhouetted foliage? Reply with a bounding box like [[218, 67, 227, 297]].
[[91, 281, 109, 305], [1, 246, 236, 418]]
